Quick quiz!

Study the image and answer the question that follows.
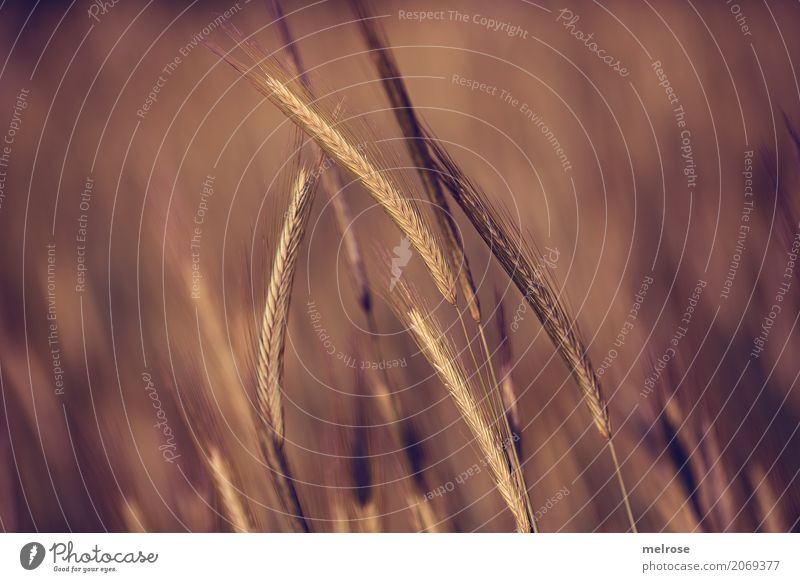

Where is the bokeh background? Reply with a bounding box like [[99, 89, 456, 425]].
[[1, 0, 799, 532]]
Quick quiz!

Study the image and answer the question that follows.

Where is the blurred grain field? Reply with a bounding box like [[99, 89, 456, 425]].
[[1, 0, 799, 532]]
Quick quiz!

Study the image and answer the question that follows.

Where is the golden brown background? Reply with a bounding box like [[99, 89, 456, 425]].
[[1, 0, 799, 532]]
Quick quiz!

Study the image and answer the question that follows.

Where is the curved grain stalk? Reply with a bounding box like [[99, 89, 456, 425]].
[[348, 0, 481, 321], [426, 133, 638, 532], [255, 167, 319, 532], [208, 31, 457, 303], [266, 0, 373, 316], [495, 292, 522, 455], [208, 446, 252, 532], [395, 298, 536, 532], [263, 3, 445, 530]]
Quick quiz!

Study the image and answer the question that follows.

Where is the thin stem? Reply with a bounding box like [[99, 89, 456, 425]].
[[458, 306, 537, 533], [477, 322, 537, 533], [456, 310, 492, 405], [608, 437, 637, 533]]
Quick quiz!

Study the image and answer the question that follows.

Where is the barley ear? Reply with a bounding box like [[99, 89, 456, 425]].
[[210, 32, 457, 303], [396, 299, 535, 532], [349, 0, 481, 320], [208, 447, 252, 532], [255, 167, 319, 532]]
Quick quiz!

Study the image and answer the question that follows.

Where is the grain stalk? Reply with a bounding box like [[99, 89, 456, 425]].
[[255, 167, 319, 532], [263, 3, 445, 530], [409, 492, 440, 532], [426, 134, 638, 532], [495, 292, 522, 444], [344, 13, 528, 520], [348, 0, 481, 321], [210, 31, 457, 303], [121, 499, 146, 533], [266, 0, 374, 317], [398, 301, 536, 532], [208, 446, 252, 532]]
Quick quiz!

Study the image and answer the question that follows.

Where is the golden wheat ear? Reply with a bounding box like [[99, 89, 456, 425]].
[[263, 4, 447, 518], [348, 0, 481, 322], [388, 284, 535, 532], [257, 167, 315, 443], [208, 446, 252, 532], [120, 499, 146, 533], [425, 134, 611, 434], [266, 0, 374, 318], [255, 165, 320, 532], [406, 307, 536, 532], [424, 133, 637, 532], [208, 29, 457, 304]]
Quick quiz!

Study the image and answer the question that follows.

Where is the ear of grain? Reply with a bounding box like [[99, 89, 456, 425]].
[[209, 32, 457, 303], [330, 503, 353, 533], [255, 166, 319, 532], [750, 463, 787, 532], [408, 490, 440, 532], [328, 177, 373, 312], [495, 291, 521, 443], [354, 500, 382, 533], [208, 447, 252, 532], [351, 354, 375, 510], [426, 133, 639, 532], [266, 0, 373, 315], [401, 305, 535, 532], [214, 25, 455, 529], [121, 499, 146, 533], [257, 168, 315, 442], [426, 135, 611, 439], [264, 5, 424, 505], [348, 0, 481, 321]]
